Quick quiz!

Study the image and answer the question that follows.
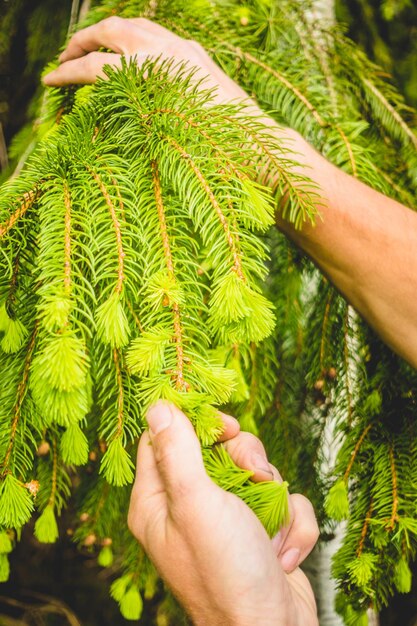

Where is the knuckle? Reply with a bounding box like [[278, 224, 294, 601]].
[[238, 431, 266, 453], [102, 15, 124, 33], [134, 17, 150, 28], [84, 51, 101, 71]]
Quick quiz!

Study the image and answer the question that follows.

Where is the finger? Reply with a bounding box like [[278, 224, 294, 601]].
[[216, 412, 240, 443], [128, 17, 182, 40], [60, 16, 150, 62], [43, 52, 122, 86], [146, 401, 209, 503], [223, 431, 277, 482], [278, 494, 319, 573], [128, 431, 165, 540]]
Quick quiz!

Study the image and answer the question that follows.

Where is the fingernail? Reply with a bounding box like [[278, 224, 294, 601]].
[[280, 547, 301, 573], [251, 452, 273, 478], [43, 71, 55, 84], [147, 401, 172, 435]]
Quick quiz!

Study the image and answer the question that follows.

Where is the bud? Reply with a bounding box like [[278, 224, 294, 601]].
[[327, 367, 337, 380], [83, 533, 97, 547], [25, 480, 40, 497], [37, 441, 50, 456], [79, 512, 90, 522]]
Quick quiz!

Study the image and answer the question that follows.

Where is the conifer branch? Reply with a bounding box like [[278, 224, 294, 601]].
[[362, 78, 417, 151], [319, 291, 333, 372], [166, 137, 245, 280], [151, 159, 186, 391], [183, 17, 327, 128], [219, 115, 318, 225], [89, 169, 125, 295], [336, 125, 358, 178], [240, 51, 327, 129], [0, 190, 39, 239], [1, 326, 38, 476], [387, 444, 399, 531], [48, 437, 58, 507], [144, 108, 243, 180], [344, 423, 373, 482], [113, 349, 125, 438], [126, 300, 143, 332], [343, 307, 353, 424], [63, 181, 72, 297], [357, 498, 374, 557]]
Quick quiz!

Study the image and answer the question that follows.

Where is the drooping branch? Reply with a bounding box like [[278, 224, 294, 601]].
[[1, 326, 38, 475], [166, 136, 245, 280], [89, 170, 125, 295], [344, 422, 373, 481], [0, 190, 39, 239], [151, 159, 186, 391]]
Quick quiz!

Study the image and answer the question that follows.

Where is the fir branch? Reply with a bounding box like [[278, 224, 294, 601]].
[[1, 325, 37, 477], [89, 168, 125, 295], [63, 181, 72, 297], [319, 290, 333, 373], [151, 159, 186, 391], [0, 190, 39, 239], [48, 437, 58, 508], [344, 422, 374, 482], [165, 136, 245, 280], [336, 125, 358, 178], [357, 498, 374, 557], [361, 78, 417, 151], [240, 51, 327, 129], [343, 307, 353, 424], [113, 348, 125, 438], [387, 444, 399, 531]]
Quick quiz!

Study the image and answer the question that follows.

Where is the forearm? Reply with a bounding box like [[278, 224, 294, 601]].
[[266, 124, 417, 369]]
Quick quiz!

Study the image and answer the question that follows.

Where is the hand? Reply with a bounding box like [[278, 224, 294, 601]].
[[43, 16, 250, 106], [128, 401, 318, 626]]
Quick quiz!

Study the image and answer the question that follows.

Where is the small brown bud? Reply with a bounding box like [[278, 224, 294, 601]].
[[83, 533, 97, 547], [66, 528, 74, 537], [327, 367, 337, 380], [37, 441, 50, 456], [89, 451, 97, 462], [314, 379, 325, 391], [240, 16, 249, 26], [80, 512, 90, 522], [197, 267, 204, 275], [162, 295, 170, 307], [99, 440, 107, 453], [25, 480, 40, 497], [102, 537, 113, 547]]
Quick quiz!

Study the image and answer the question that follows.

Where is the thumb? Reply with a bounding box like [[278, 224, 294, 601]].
[[146, 401, 208, 499]]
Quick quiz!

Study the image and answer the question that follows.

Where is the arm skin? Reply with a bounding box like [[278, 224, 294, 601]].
[[44, 16, 417, 369], [273, 127, 417, 370]]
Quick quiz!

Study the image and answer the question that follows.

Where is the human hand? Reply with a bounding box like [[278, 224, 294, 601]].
[[128, 402, 318, 626], [43, 16, 250, 106]]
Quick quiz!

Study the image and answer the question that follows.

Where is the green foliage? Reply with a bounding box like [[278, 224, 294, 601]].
[[2, 0, 417, 623], [34, 504, 59, 544], [98, 545, 114, 567], [0, 474, 34, 529], [325, 478, 350, 521]]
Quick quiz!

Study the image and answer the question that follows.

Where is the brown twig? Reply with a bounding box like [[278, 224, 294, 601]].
[[151, 160, 186, 391]]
